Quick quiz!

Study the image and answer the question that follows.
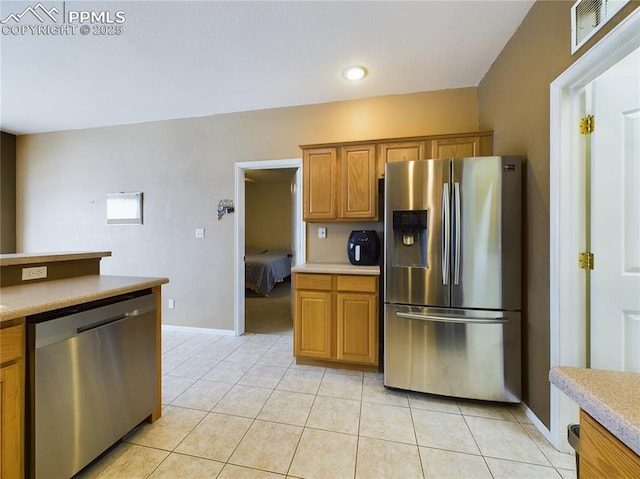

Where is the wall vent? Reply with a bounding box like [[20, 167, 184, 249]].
[[571, 0, 630, 53]]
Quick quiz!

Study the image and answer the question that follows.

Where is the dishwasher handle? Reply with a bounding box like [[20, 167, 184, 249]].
[[75, 309, 145, 334], [396, 311, 508, 325]]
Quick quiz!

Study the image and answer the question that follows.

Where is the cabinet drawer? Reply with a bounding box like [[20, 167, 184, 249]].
[[295, 273, 333, 291], [336, 275, 378, 293], [0, 324, 24, 364]]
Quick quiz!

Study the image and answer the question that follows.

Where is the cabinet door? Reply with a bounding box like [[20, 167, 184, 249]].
[[431, 136, 480, 159], [294, 290, 332, 359], [0, 361, 23, 479], [0, 323, 23, 479], [340, 144, 376, 220], [580, 409, 640, 478], [303, 148, 337, 221], [336, 292, 377, 365], [378, 141, 425, 177]]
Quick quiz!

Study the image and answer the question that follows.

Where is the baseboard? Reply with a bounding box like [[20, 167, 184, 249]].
[[521, 401, 553, 442], [161, 324, 235, 336]]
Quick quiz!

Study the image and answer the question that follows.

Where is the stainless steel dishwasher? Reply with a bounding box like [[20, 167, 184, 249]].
[[27, 291, 157, 479]]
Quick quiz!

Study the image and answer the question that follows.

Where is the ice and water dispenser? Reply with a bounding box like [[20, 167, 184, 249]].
[[391, 210, 428, 267]]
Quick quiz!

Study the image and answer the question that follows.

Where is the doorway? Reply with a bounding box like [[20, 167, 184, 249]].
[[549, 8, 640, 451], [234, 159, 305, 336]]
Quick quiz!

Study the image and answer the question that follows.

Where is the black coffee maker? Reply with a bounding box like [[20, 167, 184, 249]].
[[347, 230, 380, 266]]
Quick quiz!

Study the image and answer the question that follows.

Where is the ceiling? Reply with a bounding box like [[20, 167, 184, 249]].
[[0, 1, 535, 135]]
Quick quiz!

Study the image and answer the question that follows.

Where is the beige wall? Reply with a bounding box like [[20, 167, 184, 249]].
[[245, 181, 292, 251], [17, 88, 479, 331], [478, 0, 639, 427]]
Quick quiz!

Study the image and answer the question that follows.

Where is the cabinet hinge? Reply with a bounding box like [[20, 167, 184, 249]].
[[579, 251, 594, 270], [579, 115, 595, 135]]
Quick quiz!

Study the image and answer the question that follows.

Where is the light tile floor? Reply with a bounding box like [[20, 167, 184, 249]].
[[78, 328, 577, 479]]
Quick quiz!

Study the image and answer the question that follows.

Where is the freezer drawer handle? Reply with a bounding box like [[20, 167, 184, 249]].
[[396, 312, 508, 324]]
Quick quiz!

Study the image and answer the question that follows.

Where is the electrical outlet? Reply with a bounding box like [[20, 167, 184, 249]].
[[318, 226, 327, 239], [195, 228, 205, 239], [22, 266, 48, 281]]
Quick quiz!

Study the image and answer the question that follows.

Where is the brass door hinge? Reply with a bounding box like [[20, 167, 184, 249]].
[[579, 251, 594, 270], [580, 115, 595, 135]]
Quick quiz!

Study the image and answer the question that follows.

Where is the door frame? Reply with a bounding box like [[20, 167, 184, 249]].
[[234, 158, 305, 336], [549, 7, 640, 451]]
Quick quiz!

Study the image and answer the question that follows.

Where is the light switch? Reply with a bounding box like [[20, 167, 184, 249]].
[[195, 228, 205, 239], [318, 227, 327, 239]]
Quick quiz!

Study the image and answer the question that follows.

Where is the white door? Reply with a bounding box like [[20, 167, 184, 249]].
[[590, 47, 640, 371]]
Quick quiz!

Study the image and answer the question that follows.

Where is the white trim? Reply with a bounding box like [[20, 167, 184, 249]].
[[549, 6, 640, 452], [521, 401, 553, 443], [161, 324, 235, 336], [234, 158, 305, 336]]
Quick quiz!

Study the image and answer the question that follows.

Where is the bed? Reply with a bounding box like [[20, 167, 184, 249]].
[[245, 246, 292, 296]]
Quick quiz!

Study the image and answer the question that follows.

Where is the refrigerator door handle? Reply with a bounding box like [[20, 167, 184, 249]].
[[395, 311, 508, 324], [442, 183, 450, 285], [453, 181, 461, 285]]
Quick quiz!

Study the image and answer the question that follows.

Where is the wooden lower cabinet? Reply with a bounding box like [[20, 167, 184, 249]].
[[579, 409, 640, 478], [336, 292, 377, 364], [295, 290, 332, 359], [0, 321, 25, 479], [294, 273, 378, 367]]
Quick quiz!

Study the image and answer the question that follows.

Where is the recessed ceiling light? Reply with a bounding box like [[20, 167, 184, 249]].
[[343, 65, 368, 81]]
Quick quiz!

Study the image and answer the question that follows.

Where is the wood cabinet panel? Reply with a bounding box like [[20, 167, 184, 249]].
[[340, 145, 376, 219], [377, 141, 425, 177], [294, 273, 378, 367], [0, 325, 23, 364], [295, 273, 332, 291], [0, 321, 24, 479], [303, 148, 337, 220], [294, 290, 332, 359], [336, 293, 377, 364], [580, 409, 640, 478], [431, 136, 480, 159], [336, 275, 377, 293], [301, 132, 493, 221]]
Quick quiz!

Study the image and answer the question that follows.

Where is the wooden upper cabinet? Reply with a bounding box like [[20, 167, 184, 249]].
[[377, 141, 425, 177], [303, 145, 376, 221], [303, 148, 337, 221], [430, 134, 493, 159], [340, 145, 376, 220], [301, 132, 493, 221]]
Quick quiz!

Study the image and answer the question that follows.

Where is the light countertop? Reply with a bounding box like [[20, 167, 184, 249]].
[[549, 366, 640, 455], [0, 251, 112, 266], [0, 275, 169, 322], [292, 262, 380, 276]]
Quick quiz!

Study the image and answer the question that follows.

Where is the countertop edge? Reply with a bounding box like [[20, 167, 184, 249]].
[[0, 276, 169, 321], [292, 262, 380, 276], [549, 366, 640, 456], [0, 251, 112, 266]]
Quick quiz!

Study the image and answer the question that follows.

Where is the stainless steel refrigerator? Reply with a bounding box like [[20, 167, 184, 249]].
[[384, 156, 522, 403]]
